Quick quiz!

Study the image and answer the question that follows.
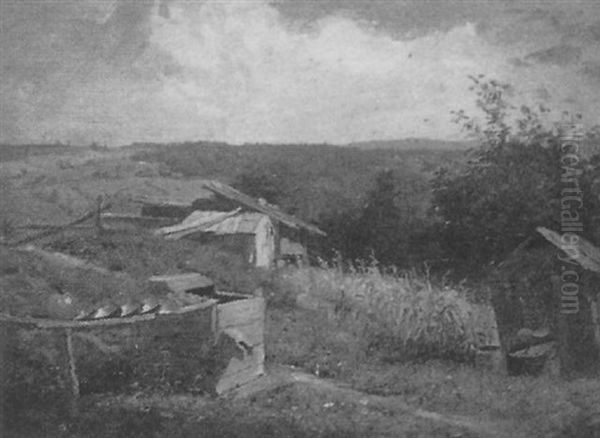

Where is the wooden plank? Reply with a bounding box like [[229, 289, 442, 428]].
[[217, 297, 265, 328], [149, 273, 214, 294], [0, 300, 217, 329], [218, 318, 264, 346], [219, 344, 265, 379], [216, 344, 265, 394], [537, 226, 600, 272]]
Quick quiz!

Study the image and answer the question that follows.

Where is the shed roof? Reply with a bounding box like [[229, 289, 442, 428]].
[[156, 209, 272, 240], [202, 212, 269, 235], [135, 179, 325, 236], [203, 181, 326, 236], [156, 209, 241, 240]]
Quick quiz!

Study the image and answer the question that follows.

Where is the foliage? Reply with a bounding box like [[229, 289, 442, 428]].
[[433, 75, 600, 272], [130, 142, 462, 225], [319, 165, 437, 268], [232, 165, 289, 205]]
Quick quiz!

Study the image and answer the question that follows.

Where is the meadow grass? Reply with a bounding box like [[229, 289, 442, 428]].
[[267, 264, 600, 437], [273, 262, 480, 363]]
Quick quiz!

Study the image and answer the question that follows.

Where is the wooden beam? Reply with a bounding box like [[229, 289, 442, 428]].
[[537, 226, 600, 273]]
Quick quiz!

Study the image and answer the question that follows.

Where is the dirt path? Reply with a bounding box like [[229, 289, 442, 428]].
[[87, 365, 521, 438], [232, 366, 519, 438]]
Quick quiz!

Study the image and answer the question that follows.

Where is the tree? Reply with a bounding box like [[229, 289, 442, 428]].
[[437, 75, 600, 375], [325, 167, 432, 267], [432, 75, 600, 270]]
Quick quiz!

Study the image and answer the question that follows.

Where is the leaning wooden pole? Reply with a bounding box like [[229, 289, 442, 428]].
[[63, 328, 80, 417], [95, 195, 104, 237], [9, 202, 112, 247]]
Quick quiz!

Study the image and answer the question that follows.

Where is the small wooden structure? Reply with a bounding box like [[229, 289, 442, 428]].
[[0, 278, 265, 415], [491, 227, 600, 376], [155, 210, 277, 268], [130, 179, 325, 267], [470, 303, 504, 373], [537, 227, 600, 353]]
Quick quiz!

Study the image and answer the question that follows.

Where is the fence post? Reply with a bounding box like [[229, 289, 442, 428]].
[[59, 328, 80, 417]]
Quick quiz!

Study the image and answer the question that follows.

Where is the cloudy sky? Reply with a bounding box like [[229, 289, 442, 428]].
[[1, 0, 600, 145]]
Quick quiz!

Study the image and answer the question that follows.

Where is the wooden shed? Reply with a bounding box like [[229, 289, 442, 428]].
[[155, 210, 276, 268], [122, 179, 325, 267]]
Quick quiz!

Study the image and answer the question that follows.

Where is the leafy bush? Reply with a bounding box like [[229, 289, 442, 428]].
[[433, 75, 600, 274]]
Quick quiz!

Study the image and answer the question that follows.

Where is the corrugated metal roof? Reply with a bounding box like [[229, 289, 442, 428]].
[[156, 210, 270, 240], [204, 212, 267, 235], [156, 209, 241, 239]]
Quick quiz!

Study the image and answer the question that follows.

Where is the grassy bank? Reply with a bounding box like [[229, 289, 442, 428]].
[[265, 265, 600, 437]]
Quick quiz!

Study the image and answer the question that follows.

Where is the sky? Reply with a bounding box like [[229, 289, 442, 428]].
[[1, 0, 600, 146]]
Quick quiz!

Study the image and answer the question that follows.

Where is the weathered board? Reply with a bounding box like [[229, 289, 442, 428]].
[[214, 295, 265, 394], [216, 344, 265, 395], [217, 295, 265, 328], [149, 273, 215, 296]]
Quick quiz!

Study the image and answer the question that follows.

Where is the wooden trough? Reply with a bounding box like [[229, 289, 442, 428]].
[[0, 275, 265, 416]]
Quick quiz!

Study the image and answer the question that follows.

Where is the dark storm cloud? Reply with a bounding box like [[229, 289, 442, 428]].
[[2, 0, 600, 145], [271, 0, 490, 38], [0, 0, 168, 142]]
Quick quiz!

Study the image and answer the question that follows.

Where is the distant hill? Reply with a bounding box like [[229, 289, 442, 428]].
[[348, 138, 474, 150]]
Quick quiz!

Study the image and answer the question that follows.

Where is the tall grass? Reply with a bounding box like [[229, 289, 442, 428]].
[[275, 261, 481, 362]]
